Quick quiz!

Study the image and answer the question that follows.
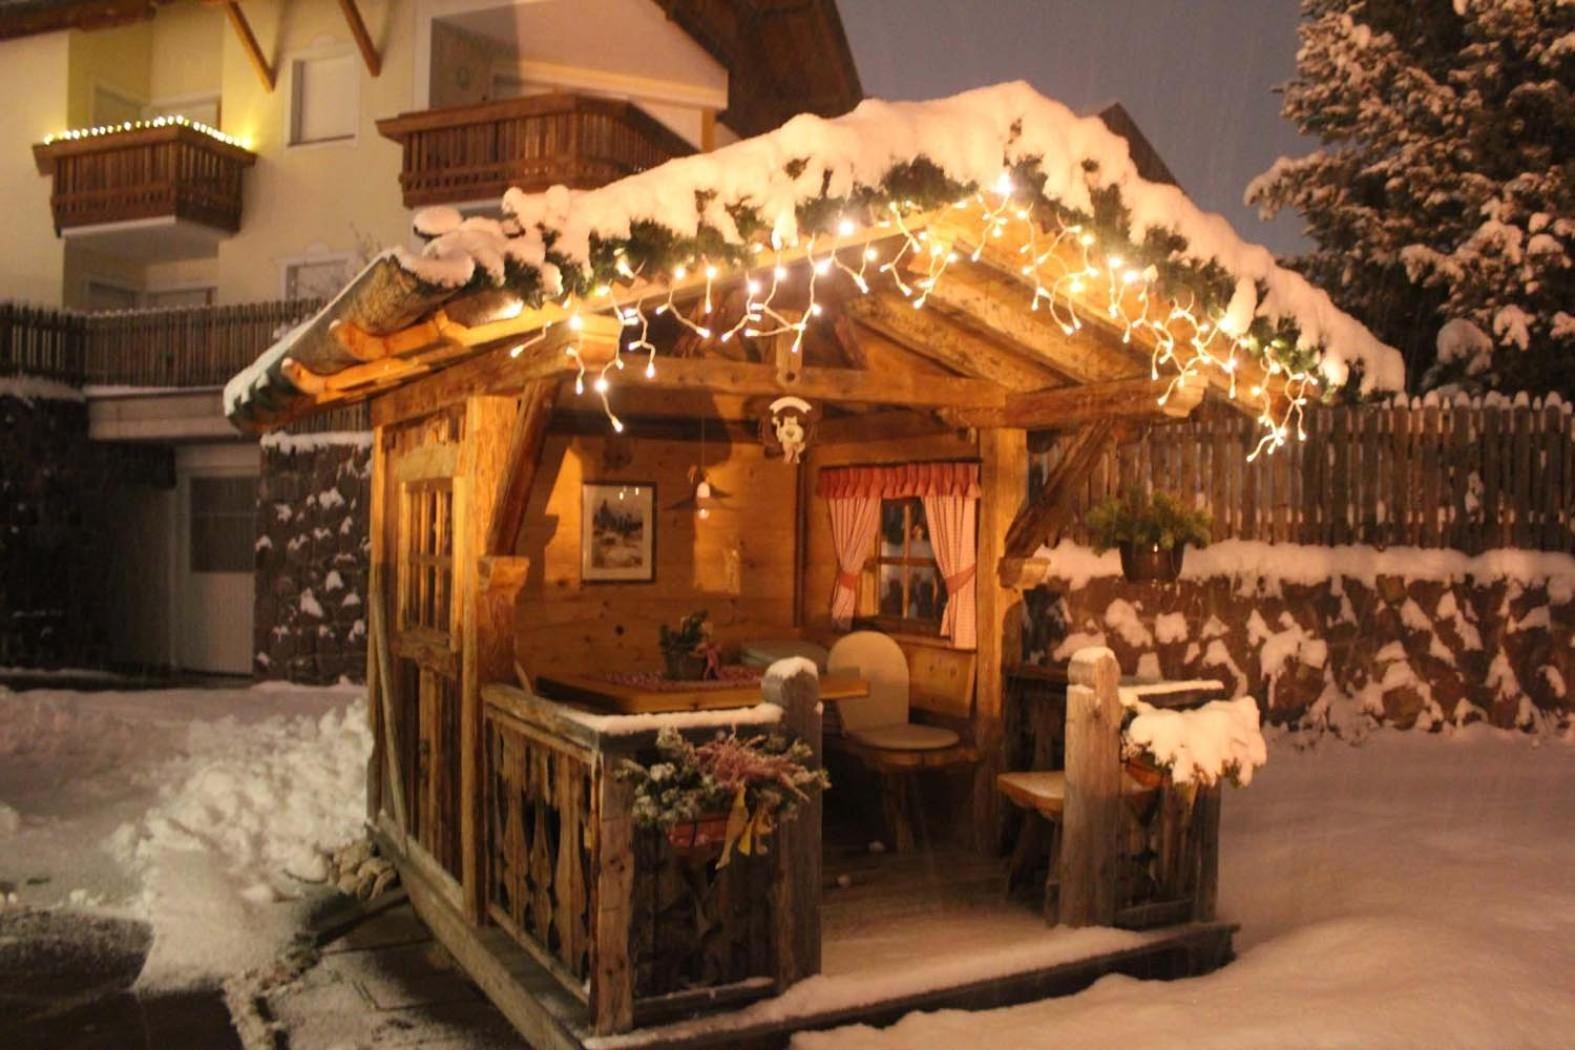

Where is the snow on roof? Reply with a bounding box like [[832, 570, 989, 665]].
[[226, 82, 1404, 431], [406, 81, 1402, 392]]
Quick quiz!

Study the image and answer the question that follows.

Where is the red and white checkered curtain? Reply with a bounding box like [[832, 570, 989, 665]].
[[921, 492, 978, 649], [827, 494, 880, 628]]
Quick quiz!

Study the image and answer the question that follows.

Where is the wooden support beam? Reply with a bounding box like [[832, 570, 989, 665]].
[[486, 381, 557, 556], [370, 333, 581, 427], [336, 0, 381, 76], [1002, 418, 1119, 560], [1058, 647, 1123, 927], [458, 396, 524, 923], [973, 427, 1028, 854], [915, 263, 1144, 384], [951, 374, 1205, 430], [222, 2, 274, 92], [843, 291, 1069, 391], [640, 355, 1003, 410]]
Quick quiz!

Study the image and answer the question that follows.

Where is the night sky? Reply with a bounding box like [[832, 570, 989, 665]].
[[837, 0, 1313, 256]]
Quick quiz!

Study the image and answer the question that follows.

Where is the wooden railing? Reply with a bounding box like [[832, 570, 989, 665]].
[[1036, 400, 1575, 554], [377, 93, 697, 208], [33, 123, 257, 233], [0, 299, 322, 390], [481, 667, 820, 1034]]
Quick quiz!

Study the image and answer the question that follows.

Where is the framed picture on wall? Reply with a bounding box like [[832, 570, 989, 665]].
[[581, 482, 656, 582]]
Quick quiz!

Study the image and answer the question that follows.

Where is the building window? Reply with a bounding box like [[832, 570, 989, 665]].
[[145, 286, 216, 308], [283, 257, 350, 300], [873, 497, 944, 631], [289, 53, 358, 145], [399, 480, 454, 637], [190, 476, 255, 574]]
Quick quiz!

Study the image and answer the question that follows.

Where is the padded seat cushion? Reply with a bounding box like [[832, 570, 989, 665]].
[[848, 722, 961, 752]]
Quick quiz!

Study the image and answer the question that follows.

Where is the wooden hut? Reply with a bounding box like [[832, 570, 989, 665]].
[[226, 83, 1398, 1048]]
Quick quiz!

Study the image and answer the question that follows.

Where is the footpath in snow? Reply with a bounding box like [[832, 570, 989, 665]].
[[0, 681, 368, 989], [797, 726, 1575, 1050]]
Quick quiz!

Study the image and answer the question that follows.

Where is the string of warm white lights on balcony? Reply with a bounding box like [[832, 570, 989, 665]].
[[43, 114, 250, 151]]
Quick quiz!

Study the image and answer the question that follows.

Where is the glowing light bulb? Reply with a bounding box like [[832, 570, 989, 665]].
[[837, 218, 855, 236], [705, 264, 718, 279], [993, 171, 1014, 196], [674, 266, 688, 280]]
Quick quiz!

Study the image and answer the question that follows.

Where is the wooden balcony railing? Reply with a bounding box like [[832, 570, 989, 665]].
[[32, 123, 257, 234], [1, 299, 321, 389], [377, 93, 696, 208]]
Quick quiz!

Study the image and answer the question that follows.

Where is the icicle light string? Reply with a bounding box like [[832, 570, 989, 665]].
[[546, 173, 1319, 453]]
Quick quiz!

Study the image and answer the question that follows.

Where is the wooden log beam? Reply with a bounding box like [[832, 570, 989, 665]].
[[842, 292, 1067, 391], [336, 0, 381, 76], [221, 2, 274, 92], [1002, 418, 1119, 560], [635, 355, 1005, 410], [487, 381, 557, 555], [911, 261, 1144, 384], [765, 666, 822, 985], [951, 374, 1204, 430], [1058, 647, 1123, 927]]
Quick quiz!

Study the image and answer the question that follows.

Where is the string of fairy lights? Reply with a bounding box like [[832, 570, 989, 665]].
[[522, 173, 1317, 458], [42, 114, 250, 151]]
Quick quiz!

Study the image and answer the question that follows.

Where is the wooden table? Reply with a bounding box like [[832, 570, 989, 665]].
[[535, 670, 869, 714]]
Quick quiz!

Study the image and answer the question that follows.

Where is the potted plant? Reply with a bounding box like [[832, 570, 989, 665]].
[[659, 609, 714, 680], [1086, 488, 1212, 583], [620, 727, 831, 865]]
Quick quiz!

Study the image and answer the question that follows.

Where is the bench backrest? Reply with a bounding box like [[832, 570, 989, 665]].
[[902, 641, 976, 721]]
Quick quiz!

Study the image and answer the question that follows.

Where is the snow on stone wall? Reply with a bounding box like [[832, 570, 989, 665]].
[[253, 437, 371, 685], [1024, 547, 1574, 735]]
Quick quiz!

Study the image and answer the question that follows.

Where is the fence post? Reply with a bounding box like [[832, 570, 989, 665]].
[[1058, 646, 1122, 928], [764, 662, 822, 987]]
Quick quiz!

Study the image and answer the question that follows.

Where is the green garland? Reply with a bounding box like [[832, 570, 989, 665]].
[[430, 152, 1339, 394]]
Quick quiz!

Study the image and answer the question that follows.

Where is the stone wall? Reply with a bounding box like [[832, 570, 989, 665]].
[[1024, 550, 1574, 734], [253, 434, 372, 684]]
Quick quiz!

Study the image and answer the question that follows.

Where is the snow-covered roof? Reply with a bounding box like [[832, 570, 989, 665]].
[[225, 81, 1403, 432]]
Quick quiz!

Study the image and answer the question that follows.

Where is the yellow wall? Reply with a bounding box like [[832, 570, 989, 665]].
[[66, 21, 152, 126], [0, 32, 68, 303], [514, 432, 799, 676], [147, 2, 224, 104]]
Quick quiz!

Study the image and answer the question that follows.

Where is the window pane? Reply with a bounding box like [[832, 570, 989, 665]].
[[877, 563, 905, 618], [880, 499, 907, 556], [908, 501, 935, 561], [292, 54, 358, 144], [190, 476, 255, 574], [907, 565, 944, 622], [285, 259, 349, 301]]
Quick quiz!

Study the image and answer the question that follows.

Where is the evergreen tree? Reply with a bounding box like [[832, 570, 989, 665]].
[[1248, 0, 1574, 396]]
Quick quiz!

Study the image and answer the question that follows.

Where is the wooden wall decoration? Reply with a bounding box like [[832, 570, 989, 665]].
[[758, 395, 821, 464]]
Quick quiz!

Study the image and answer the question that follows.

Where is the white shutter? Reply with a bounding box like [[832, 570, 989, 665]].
[[291, 54, 358, 145]]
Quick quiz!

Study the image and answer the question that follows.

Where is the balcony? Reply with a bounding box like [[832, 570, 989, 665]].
[[32, 119, 257, 259], [376, 93, 696, 208]]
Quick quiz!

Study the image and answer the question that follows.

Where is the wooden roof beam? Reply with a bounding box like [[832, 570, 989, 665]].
[[336, 0, 381, 76], [950, 374, 1205, 430], [841, 291, 1070, 391], [219, 2, 275, 92]]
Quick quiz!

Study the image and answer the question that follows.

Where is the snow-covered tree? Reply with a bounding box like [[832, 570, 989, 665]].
[[1248, 0, 1573, 395]]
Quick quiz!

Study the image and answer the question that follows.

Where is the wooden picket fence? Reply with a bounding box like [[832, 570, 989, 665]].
[[1037, 401, 1575, 554], [1, 299, 321, 389]]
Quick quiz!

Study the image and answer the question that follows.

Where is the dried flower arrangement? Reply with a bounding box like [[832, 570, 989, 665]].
[[620, 726, 830, 866]]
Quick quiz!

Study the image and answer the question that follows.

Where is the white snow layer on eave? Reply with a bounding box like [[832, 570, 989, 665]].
[[419, 81, 1400, 393]]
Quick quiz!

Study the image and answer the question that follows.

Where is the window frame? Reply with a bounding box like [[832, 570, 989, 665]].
[[285, 49, 360, 149], [861, 496, 946, 636]]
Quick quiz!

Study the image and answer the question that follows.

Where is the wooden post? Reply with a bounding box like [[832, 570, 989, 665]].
[[1057, 646, 1122, 927], [336, 0, 382, 77], [1194, 784, 1222, 922], [223, 2, 276, 92], [589, 757, 635, 1034], [974, 427, 1028, 852], [763, 664, 822, 987], [459, 396, 520, 922]]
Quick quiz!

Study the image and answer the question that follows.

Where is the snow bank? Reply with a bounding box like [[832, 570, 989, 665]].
[[1039, 538, 1575, 589], [0, 374, 84, 403], [1124, 695, 1268, 786]]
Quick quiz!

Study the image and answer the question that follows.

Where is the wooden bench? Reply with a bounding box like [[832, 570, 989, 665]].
[[832, 639, 979, 850]]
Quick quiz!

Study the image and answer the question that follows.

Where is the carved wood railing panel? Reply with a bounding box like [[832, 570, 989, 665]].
[[485, 706, 596, 985], [33, 124, 257, 234], [377, 93, 696, 208]]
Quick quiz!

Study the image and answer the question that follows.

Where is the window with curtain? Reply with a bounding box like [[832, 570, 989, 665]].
[[873, 497, 945, 632]]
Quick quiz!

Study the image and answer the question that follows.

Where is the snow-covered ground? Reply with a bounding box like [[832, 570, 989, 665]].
[[799, 726, 1575, 1049], [0, 681, 368, 989]]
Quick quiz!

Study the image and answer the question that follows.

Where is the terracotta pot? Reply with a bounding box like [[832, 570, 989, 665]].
[[1118, 542, 1185, 583], [665, 813, 731, 854], [663, 650, 708, 681]]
